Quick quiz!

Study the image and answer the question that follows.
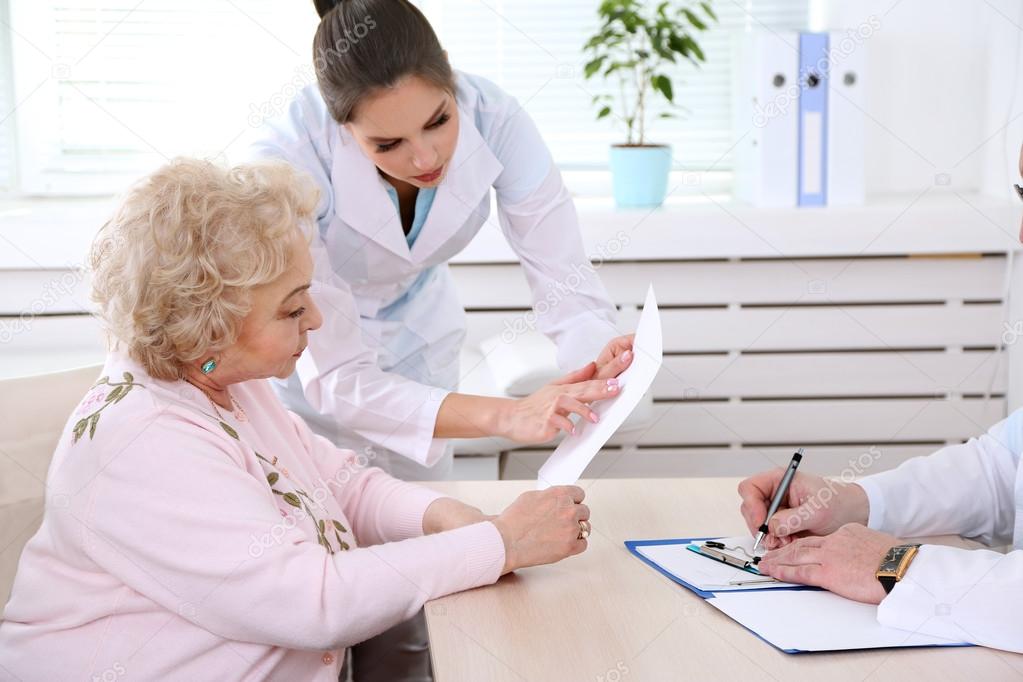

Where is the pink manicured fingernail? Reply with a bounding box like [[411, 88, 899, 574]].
[[607, 378, 619, 386], [621, 351, 632, 363], [606, 384, 618, 392], [589, 413, 598, 423]]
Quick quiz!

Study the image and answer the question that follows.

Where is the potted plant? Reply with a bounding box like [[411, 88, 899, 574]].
[[583, 0, 717, 208]]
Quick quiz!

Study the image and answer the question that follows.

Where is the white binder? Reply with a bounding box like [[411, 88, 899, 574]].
[[825, 30, 866, 206], [733, 31, 799, 208]]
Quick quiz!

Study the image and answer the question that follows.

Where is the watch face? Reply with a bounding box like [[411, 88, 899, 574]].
[[878, 554, 903, 573], [879, 548, 912, 572], [878, 545, 915, 575]]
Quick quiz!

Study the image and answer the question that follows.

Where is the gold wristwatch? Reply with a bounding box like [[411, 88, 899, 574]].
[[876, 544, 920, 594]]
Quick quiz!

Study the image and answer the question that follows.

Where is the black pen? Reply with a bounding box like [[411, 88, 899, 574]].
[[752, 448, 803, 553]]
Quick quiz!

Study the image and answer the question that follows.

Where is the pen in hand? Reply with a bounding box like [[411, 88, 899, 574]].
[[752, 448, 804, 554]]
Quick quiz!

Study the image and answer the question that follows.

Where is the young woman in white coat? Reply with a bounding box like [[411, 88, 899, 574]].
[[247, 0, 633, 484], [246, 2, 633, 678]]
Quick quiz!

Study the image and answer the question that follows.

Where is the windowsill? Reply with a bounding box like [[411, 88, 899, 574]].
[[0, 190, 1019, 270]]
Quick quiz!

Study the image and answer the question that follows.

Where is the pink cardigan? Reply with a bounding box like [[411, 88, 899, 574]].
[[0, 353, 505, 680]]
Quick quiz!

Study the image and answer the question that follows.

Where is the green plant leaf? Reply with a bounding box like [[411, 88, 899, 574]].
[[267, 472, 279, 486], [683, 8, 708, 30], [701, 1, 717, 22], [583, 56, 606, 78], [683, 35, 706, 62], [652, 74, 673, 102], [283, 492, 301, 508], [667, 33, 687, 56], [219, 422, 239, 439], [597, 106, 612, 120]]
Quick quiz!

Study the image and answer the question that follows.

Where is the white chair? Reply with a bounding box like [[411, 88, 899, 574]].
[[0, 364, 102, 615]]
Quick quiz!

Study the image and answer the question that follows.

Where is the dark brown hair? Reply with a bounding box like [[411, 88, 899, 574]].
[[312, 0, 455, 123]]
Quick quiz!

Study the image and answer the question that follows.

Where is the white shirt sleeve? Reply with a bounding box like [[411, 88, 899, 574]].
[[857, 411, 1020, 544], [857, 410, 1023, 652], [486, 91, 619, 371]]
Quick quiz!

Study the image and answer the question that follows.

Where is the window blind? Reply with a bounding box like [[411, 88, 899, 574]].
[[7, 0, 318, 194]]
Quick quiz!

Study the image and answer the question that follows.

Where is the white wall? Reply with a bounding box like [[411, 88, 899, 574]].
[[820, 0, 1022, 198]]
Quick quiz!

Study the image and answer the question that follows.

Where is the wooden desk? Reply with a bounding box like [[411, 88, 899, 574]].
[[422, 478, 1023, 682]]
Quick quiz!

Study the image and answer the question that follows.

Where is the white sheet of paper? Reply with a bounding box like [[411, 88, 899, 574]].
[[537, 286, 663, 489], [708, 588, 967, 652], [636, 536, 801, 592]]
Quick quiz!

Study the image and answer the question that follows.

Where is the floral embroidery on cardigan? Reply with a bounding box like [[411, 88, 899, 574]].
[[71, 372, 146, 444], [218, 417, 352, 553]]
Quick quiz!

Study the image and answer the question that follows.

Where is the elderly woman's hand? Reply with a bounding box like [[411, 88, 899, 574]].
[[490, 485, 590, 574], [757, 523, 900, 605], [497, 362, 619, 443]]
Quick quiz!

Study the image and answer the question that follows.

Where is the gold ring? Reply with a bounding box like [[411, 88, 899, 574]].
[[578, 519, 591, 540]]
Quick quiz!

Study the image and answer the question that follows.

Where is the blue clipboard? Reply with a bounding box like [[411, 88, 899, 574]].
[[626, 537, 973, 654], [624, 537, 816, 599]]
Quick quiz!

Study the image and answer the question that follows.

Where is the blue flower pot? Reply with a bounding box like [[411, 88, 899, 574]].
[[609, 144, 672, 208]]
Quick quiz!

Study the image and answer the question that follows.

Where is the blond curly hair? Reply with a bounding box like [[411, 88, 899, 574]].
[[89, 158, 319, 380]]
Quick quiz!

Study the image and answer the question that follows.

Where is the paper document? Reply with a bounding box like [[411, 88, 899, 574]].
[[537, 286, 663, 489], [708, 589, 968, 652], [636, 536, 801, 592]]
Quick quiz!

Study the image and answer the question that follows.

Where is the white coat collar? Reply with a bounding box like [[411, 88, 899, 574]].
[[329, 99, 504, 263]]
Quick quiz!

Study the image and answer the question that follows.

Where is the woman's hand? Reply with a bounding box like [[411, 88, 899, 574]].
[[593, 334, 634, 380], [421, 497, 493, 535], [737, 469, 870, 550], [490, 485, 590, 574], [757, 524, 899, 605], [496, 362, 619, 443]]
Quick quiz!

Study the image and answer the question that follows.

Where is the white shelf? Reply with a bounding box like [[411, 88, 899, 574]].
[[455, 191, 1023, 263]]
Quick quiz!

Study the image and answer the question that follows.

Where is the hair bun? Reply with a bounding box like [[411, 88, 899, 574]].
[[313, 0, 344, 19]]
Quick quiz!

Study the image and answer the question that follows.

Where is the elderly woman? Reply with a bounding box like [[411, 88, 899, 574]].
[[0, 159, 602, 679]]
